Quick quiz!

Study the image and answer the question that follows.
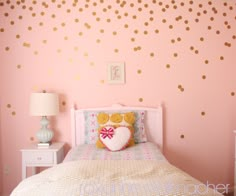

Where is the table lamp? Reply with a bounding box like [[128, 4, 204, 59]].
[[30, 92, 59, 144]]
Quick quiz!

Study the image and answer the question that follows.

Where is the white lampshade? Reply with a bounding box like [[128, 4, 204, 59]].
[[30, 93, 59, 116]]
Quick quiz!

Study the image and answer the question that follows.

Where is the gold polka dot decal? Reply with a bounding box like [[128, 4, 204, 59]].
[[202, 75, 206, 80], [30, 137, 35, 141], [173, 53, 178, 57], [220, 56, 224, 60], [137, 69, 142, 74], [139, 98, 143, 102], [201, 111, 206, 116], [100, 79, 105, 84], [17, 64, 21, 69], [166, 64, 171, 69], [180, 134, 185, 139], [75, 75, 80, 81], [84, 23, 91, 29], [23, 42, 31, 48], [150, 52, 155, 57], [224, 42, 231, 47], [6, 104, 11, 108], [178, 84, 184, 92], [11, 111, 16, 116], [231, 92, 235, 96], [133, 46, 141, 51], [62, 101, 66, 106]]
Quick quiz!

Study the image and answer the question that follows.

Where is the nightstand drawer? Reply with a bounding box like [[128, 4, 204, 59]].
[[23, 151, 54, 164]]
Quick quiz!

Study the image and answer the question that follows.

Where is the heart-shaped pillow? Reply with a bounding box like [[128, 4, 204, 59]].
[[99, 126, 131, 151]]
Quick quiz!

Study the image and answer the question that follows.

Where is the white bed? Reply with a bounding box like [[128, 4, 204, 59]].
[[11, 104, 223, 196]]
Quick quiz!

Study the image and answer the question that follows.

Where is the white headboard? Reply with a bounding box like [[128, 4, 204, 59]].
[[71, 104, 163, 151]]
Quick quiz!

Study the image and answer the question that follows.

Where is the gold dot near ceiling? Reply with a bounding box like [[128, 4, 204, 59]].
[[173, 53, 178, 57], [166, 64, 170, 69], [62, 101, 66, 106], [114, 48, 119, 53], [202, 75, 206, 80], [220, 56, 224, 60], [30, 137, 34, 141], [231, 92, 235, 96], [131, 38, 135, 42], [17, 64, 21, 69], [100, 80, 105, 84], [7, 104, 11, 108], [201, 111, 206, 116], [11, 111, 16, 116]]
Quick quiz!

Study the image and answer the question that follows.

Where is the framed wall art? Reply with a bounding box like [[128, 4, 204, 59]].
[[107, 62, 125, 84]]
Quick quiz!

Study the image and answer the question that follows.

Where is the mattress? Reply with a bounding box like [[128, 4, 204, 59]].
[[11, 160, 223, 196], [63, 142, 166, 162]]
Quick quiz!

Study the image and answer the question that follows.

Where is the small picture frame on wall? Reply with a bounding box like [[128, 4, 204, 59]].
[[107, 62, 125, 84]]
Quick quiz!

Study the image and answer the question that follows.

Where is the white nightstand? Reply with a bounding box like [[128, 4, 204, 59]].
[[21, 142, 65, 180]]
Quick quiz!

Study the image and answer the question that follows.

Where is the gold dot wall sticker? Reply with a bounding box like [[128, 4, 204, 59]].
[[178, 85, 184, 92], [30, 137, 34, 141], [231, 92, 235, 96], [166, 64, 171, 69], [0, 0, 235, 109], [23, 42, 31, 48], [137, 69, 142, 74], [139, 98, 143, 102]]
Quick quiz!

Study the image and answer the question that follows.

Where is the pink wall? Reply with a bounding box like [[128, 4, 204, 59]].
[[0, 0, 236, 195], [0, 99, 2, 195]]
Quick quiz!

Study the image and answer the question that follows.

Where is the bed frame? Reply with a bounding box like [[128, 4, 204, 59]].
[[71, 104, 163, 151]]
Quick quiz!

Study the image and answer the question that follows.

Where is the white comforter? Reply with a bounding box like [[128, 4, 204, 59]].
[[11, 160, 223, 196]]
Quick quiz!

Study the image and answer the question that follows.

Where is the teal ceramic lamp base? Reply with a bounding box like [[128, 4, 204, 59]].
[[36, 116, 54, 143]]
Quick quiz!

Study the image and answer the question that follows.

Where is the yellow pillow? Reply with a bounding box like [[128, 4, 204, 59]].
[[96, 112, 136, 149]]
